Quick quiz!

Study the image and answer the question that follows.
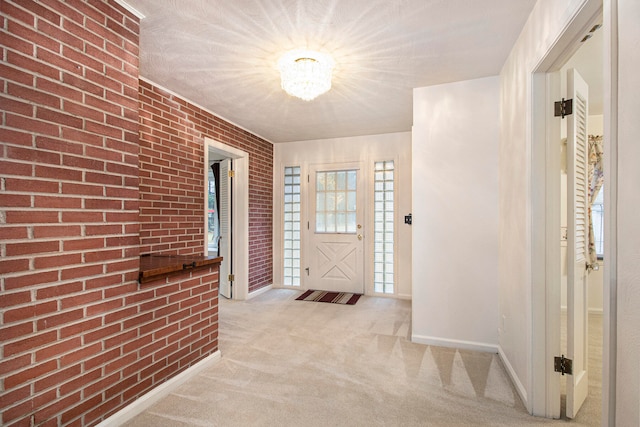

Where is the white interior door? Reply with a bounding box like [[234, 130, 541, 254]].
[[218, 159, 232, 299], [307, 164, 364, 294], [566, 68, 589, 419]]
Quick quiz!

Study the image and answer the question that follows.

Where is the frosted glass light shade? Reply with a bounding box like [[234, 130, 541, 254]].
[[278, 49, 334, 101]]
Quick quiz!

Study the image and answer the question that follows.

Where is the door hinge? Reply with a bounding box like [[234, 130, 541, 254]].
[[228, 170, 235, 178], [554, 355, 573, 375], [228, 274, 235, 282], [554, 98, 573, 118]]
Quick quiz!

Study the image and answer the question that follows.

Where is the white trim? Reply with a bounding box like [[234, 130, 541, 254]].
[[499, 345, 529, 409], [370, 292, 411, 300], [411, 334, 498, 354], [272, 159, 283, 289], [602, 1, 617, 424], [530, 68, 562, 418], [96, 351, 221, 427], [139, 76, 274, 145], [204, 138, 250, 301], [246, 284, 273, 300], [113, 0, 145, 19]]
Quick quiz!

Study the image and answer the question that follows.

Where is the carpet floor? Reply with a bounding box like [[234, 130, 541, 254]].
[[124, 289, 601, 426]]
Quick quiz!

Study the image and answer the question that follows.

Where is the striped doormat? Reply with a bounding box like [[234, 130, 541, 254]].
[[296, 290, 362, 305]]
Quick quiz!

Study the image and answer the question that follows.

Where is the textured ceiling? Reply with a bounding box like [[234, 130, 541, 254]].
[[123, 0, 537, 143]]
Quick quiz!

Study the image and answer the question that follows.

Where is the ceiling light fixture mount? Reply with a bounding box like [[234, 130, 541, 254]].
[[278, 49, 335, 101]]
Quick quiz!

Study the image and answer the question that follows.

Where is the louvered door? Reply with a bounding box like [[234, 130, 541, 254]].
[[566, 68, 589, 418], [218, 159, 232, 299]]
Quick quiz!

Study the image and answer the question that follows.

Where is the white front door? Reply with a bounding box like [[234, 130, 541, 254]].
[[307, 164, 364, 294], [566, 68, 589, 419]]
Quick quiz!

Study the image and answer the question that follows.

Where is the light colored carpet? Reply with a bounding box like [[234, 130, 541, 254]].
[[124, 289, 600, 426]]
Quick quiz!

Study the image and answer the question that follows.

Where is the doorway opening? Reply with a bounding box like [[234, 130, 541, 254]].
[[207, 157, 233, 298], [204, 137, 249, 300], [557, 25, 604, 421], [529, 0, 610, 422]]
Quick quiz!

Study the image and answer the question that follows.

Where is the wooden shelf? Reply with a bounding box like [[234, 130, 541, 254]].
[[139, 254, 223, 284]]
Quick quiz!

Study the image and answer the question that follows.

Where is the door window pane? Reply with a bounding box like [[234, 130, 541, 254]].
[[315, 169, 357, 234]]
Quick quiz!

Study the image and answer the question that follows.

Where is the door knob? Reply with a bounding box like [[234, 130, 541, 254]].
[[357, 234, 362, 240]]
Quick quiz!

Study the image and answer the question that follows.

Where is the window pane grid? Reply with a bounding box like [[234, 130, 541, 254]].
[[315, 170, 357, 233], [374, 161, 394, 294], [283, 167, 301, 286]]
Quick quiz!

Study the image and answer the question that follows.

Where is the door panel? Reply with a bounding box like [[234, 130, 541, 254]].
[[219, 159, 232, 299], [566, 68, 589, 419], [307, 165, 364, 294]]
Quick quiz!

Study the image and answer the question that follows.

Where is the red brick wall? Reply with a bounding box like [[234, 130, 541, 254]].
[[138, 80, 273, 293], [0, 1, 219, 426]]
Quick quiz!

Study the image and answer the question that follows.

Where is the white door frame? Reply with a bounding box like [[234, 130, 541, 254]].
[[530, 0, 615, 422], [204, 137, 249, 300]]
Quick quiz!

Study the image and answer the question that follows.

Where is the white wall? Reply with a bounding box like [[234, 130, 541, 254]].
[[411, 76, 500, 352], [498, 0, 601, 408], [587, 114, 604, 135], [272, 132, 412, 299], [614, 0, 640, 423]]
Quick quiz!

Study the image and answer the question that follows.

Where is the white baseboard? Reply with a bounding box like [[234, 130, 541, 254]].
[[498, 345, 528, 409], [97, 350, 221, 427], [246, 284, 273, 300], [411, 334, 499, 354]]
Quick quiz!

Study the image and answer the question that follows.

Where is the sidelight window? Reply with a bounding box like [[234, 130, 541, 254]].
[[283, 167, 301, 286], [373, 161, 394, 294]]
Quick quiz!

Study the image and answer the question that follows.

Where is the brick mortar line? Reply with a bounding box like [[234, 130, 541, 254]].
[[0, 261, 139, 282], [0, 285, 218, 355], [0, 245, 141, 259], [1, 323, 219, 421], [0, 159, 140, 175], [2, 298, 218, 376], [0, 293, 218, 350], [0, 93, 139, 132], [1, 335, 216, 423], [1, 57, 139, 103], [7, 0, 136, 41]]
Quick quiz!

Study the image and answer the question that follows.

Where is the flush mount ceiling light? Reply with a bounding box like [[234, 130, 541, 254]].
[[278, 49, 335, 101]]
